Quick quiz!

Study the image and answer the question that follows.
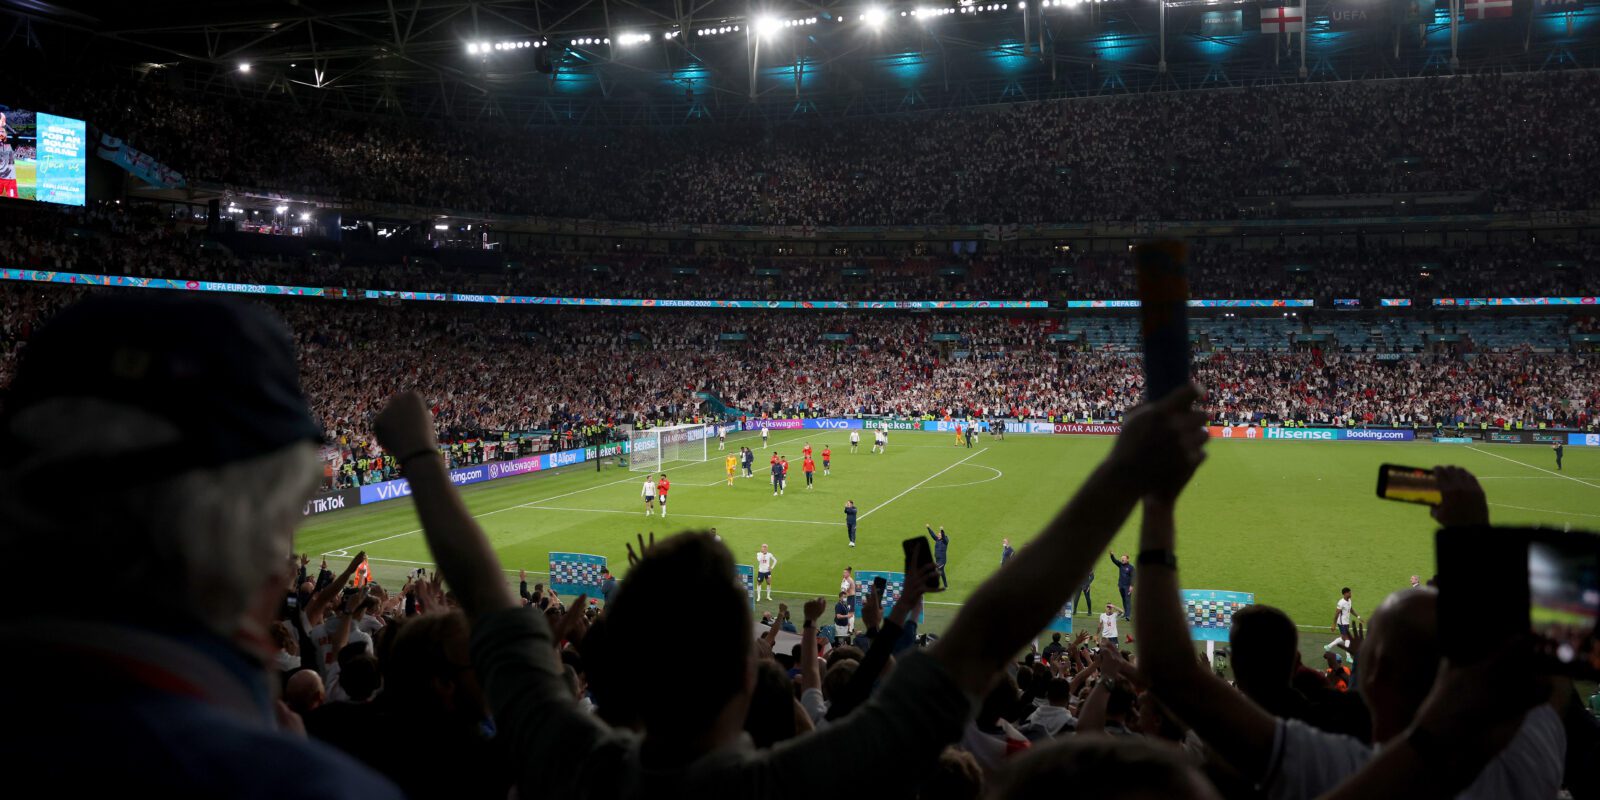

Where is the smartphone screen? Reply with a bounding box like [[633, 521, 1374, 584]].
[[1528, 536, 1600, 675], [1377, 464, 1440, 506], [1438, 525, 1600, 678], [872, 575, 888, 595], [902, 537, 940, 591]]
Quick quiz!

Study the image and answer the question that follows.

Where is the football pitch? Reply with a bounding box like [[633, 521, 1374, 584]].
[[14, 160, 36, 201], [298, 430, 1598, 637]]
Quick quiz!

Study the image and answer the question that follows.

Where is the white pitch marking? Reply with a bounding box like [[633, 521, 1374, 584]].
[[859, 447, 990, 520], [319, 431, 820, 557], [1466, 446, 1600, 490]]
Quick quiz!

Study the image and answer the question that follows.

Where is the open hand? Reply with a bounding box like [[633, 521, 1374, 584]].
[[552, 593, 591, 646], [625, 532, 657, 567]]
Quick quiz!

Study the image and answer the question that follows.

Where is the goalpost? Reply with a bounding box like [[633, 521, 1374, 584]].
[[628, 423, 715, 473]]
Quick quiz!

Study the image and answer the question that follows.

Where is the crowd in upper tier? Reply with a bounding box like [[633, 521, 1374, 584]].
[[2, 203, 1595, 305], [10, 66, 1599, 225]]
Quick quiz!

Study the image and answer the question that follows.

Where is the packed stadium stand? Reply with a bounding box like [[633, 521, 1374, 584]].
[[2, 2, 1599, 798]]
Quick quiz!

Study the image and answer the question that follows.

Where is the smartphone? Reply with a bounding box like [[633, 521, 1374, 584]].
[[1135, 240, 1190, 401], [902, 537, 941, 591], [1376, 464, 1441, 506], [1436, 525, 1600, 678], [872, 575, 888, 595]]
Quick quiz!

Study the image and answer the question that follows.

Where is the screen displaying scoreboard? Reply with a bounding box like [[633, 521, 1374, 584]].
[[1, 105, 87, 206]]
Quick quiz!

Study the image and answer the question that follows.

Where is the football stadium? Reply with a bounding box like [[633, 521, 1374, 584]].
[[1, 0, 1598, 797]]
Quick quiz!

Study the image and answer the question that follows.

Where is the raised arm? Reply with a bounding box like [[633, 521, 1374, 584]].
[[928, 385, 1207, 697], [374, 392, 516, 618], [826, 563, 934, 722], [799, 598, 825, 693], [1135, 492, 1278, 779], [306, 551, 366, 623]]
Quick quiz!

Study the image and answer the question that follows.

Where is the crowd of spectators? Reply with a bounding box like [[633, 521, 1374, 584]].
[[3, 202, 1596, 304], [6, 294, 1589, 798], [4, 281, 1597, 475], [11, 66, 1600, 225]]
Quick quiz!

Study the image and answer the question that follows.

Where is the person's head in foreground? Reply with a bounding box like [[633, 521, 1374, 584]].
[[0, 294, 397, 795], [1, 294, 322, 640], [989, 736, 1221, 800]]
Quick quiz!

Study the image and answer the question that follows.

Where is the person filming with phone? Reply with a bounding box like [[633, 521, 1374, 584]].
[[1135, 461, 1570, 799]]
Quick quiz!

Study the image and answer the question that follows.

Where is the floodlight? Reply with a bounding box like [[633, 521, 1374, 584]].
[[274, 205, 288, 214], [238, 63, 252, 72], [756, 16, 781, 37], [863, 6, 888, 27]]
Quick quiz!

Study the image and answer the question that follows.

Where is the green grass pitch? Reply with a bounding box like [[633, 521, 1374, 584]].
[[299, 428, 1598, 641], [15, 160, 36, 201]]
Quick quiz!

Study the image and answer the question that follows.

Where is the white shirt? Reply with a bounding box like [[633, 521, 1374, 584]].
[[850, 432, 860, 442], [642, 480, 656, 497], [1099, 612, 1119, 638], [756, 551, 777, 572], [1265, 706, 1564, 800], [1335, 597, 1352, 626], [309, 618, 373, 673], [762, 428, 769, 437]]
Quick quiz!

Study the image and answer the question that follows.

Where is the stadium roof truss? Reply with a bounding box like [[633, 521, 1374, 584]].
[[4, 0, 1597, 125]]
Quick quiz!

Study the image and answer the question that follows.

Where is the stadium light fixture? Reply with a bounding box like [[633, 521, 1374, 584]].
[[299, 213, 311, 222], [274, 205, 288, 214], [756, 15, 782, 38], [433, 224, 449, 230], [238, 63, 251, 72], [863, 6, 888, 27]]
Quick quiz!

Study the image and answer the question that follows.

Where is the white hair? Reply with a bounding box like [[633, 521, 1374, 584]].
[[0, 400, 318, 635]]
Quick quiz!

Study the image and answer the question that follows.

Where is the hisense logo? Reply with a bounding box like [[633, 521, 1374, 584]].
[[1264, 428, 1334, 441]]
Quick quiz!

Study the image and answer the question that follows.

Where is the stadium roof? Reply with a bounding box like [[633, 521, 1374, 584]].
[[6, 0, 1598, 125]]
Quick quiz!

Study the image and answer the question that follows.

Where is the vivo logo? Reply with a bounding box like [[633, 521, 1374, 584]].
[[814, 420, 850, 429], [375, 482, 412, 500]]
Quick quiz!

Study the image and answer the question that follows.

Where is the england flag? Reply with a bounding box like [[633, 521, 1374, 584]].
[[1260, 5, 1306, 33], [1462, 0, 1514, 18]]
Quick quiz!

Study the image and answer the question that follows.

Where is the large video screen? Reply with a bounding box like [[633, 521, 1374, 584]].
[[1, 105, 86, 206]]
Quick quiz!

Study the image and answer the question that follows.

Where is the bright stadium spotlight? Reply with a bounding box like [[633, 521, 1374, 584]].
[[863, 6, 888, 27], [274, 205, 287, 214], [238, 63, 251, 72], [299, 213, 311, 222], [756, 15, 781, 38]]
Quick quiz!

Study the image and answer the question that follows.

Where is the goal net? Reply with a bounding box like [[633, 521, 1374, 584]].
[[628, 423, 714, 473]]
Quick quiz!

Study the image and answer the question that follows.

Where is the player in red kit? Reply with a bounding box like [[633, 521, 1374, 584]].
[[656, 473, 670, 518], [821, 446, 831, 476], [802, 455, 816, 489], [802, 442, 813, 460]]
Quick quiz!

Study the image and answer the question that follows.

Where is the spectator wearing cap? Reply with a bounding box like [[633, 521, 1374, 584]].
[[0, 295, 400, 797]]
